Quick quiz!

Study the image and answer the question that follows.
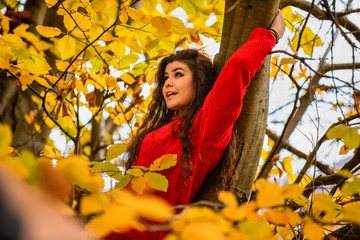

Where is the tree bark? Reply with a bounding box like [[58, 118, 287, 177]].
[[0, 0, 63, 155]]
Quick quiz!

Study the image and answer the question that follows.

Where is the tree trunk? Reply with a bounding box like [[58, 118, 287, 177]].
[[0, 0, 63, 155], [196, 0, 280, 202]]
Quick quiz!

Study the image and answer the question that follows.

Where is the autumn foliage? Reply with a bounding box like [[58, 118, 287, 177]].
[[1, 0, 360, 239]]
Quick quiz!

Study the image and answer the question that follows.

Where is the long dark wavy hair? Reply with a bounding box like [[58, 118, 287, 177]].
[[126, 49, 237, 188]]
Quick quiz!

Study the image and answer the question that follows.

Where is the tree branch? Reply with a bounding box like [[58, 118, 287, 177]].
[[265, 129, 335, 175], [280, 0, 360, 43]]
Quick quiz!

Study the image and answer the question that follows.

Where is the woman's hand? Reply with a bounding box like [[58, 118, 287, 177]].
[[270, 9, 286, 41]]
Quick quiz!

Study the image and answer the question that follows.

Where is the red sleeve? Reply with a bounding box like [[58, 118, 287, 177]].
[[195, 28, 276, 172]]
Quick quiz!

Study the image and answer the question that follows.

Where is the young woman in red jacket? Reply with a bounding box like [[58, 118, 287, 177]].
[[105, 10, 285, 240]]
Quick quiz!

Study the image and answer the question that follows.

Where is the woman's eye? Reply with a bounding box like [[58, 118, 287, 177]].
[[175, 72, 183, 77], [164, 76, 169, 80]]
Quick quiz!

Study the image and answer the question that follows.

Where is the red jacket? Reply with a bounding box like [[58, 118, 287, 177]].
[[105, 28, 275, 240]]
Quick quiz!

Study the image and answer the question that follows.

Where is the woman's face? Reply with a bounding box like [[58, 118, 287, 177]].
[[162, 61, 195, 115]]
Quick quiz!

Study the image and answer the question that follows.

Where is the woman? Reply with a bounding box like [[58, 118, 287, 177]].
[[106, 10, 285, 240]]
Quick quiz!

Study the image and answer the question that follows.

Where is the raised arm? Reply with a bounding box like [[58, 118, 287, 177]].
[[195, 27, 278, 171]]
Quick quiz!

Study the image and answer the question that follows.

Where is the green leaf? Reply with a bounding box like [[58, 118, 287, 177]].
[[114, 174, 132, 189], [326, 125, 360, 149], [280, 58, 296, 65], [131, 165, 149, 171], [337, 169, 354, 178], [90, 57, 104, 73], [100, 162, 122, 177], [119, 54, 140, 69], [20, 150, 39, 183], [106, 143, 127, 161], [126, 168, 144, 176], [149, 154, 177, 171], [342, 178, 360, 197], [144, 172, 168, 192]]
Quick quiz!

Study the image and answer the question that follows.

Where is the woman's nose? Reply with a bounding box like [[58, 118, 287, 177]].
[[165, 77, 173, 87]]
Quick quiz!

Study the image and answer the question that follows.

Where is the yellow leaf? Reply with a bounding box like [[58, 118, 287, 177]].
[[105, 75, 118, 90], [142, 0, 158, 14], [57, 35, 76, 60], [0, 56, 10, 69], [312, 194, 339, 222], [151, 16, 172, 32], [45, 0, 58, 7], [264, 210, 290, 226], [255, 179, 284, 208], [0, 12, 11, 34], [218, 190, 238, 208], [131, 176, 146, 194], [159, 38, 175, 53], [120, 73, 136, 85], [282, 6, 302, 32], [34, 76, 52, 89], [261, 149, 269, 160], [341, 202, 360, 225], [161, 0, 178, 14], [0, 34, 24, 49], [63, 14, 75, 32], [125, 37, 142, 54], [56, 156, 104, 192], [55, 60, 71, 72], [91, 0, 108, 12], [149, 154, 177, 171], [36, 25, 62, 37], [72, 12, 92, 31], [144, 172, 169, 192], [172, 207, 229, 237], [302, 216, 324, 240], [1, 157, 30, 179], [19, 74, 34, 86], [169, 17, 187, 35], [180, 222, 226, 240], [281, 184, 303, 199], [0, 124, 12, 156], [126, 7, 147, 22], [71, 28, 90, 39], [133, 194, 172, 222], [119, 9, 128, 24], [292, 27, 322, 56], [145, 67, 157, 84], [80, 192, 110, 216], [86, 206, 136, 238]]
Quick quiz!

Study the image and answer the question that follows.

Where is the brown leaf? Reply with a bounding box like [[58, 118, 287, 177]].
[[85, 92, 97, 107], [62, 103, 70, 117]]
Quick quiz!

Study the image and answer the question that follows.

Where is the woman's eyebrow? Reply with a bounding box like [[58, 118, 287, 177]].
[[172, 67, 184, 72], [164, 67, 184, 75]]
